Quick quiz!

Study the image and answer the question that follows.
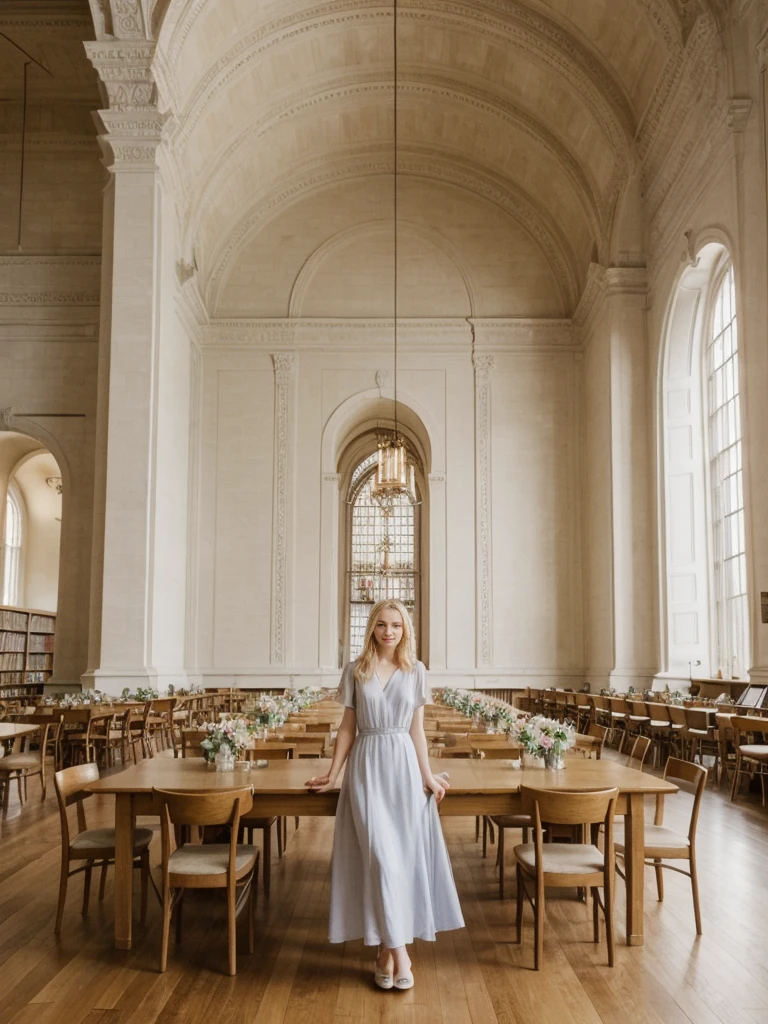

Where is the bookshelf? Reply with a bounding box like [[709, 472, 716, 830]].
[[0, 605, 56, 701]]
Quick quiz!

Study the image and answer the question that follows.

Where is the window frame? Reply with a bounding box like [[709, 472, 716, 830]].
[[702, 259, 749, 679], [2, 480, 25, 607]]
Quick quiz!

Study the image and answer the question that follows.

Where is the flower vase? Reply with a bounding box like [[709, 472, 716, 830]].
[[543, 749, 566, 770], [215, 747, 236, 772]]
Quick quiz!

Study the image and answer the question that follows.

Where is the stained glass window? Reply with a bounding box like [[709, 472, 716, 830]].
[[347, 454, 420, 660], [706, 264, 749, 678]]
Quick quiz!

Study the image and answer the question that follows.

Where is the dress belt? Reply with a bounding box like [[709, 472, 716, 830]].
[[358, 727, 409, 735]]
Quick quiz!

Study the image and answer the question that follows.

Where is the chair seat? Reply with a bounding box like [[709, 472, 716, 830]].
[[739, 744, 768, 760], [687, 728, 713, 738], [615, 824, 690, 852], [71, 826, 153, 852], [0, 754, 42, 770], [169, 843, 258, 876], [628, 715, 649, 723], [647, 721, 669, 729], [515, 842, 604, 874]]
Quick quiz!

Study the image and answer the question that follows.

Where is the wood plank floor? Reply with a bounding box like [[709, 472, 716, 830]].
[[1, 753, 767, 1024]]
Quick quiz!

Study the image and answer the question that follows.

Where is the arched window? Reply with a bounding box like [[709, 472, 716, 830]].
[[3, 481, 24, 607], [346, 451, 420, 661], [706, 263, 749, 678]]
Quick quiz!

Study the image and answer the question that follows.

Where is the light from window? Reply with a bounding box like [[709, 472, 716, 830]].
[[706, 264, 749, 678], [347, 455, 419, 660], [3, 482, 23, 607]]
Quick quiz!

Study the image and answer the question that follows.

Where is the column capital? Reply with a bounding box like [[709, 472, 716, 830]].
[[727, 97, 753, 134], [85, 41, 164, 171], [472, 352, 495, 384], [272, 352, 297, 385]]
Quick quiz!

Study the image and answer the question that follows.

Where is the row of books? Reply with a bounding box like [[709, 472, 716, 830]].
[[29, 634, 55, 653], [30, 614, 55, 633], [0, 609, 27, 631], [0, 631, 26, 651], [26, 654, 52, 670], [0, 653, 24, 670]]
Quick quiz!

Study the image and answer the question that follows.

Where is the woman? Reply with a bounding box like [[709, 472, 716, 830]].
[[306, 599, 464, 990]]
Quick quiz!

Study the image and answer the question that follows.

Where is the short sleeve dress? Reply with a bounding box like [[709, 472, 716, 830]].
[[328, 660, 465, 949]]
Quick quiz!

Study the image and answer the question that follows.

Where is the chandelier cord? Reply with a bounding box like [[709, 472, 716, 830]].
[[393, 0, 399, 442]]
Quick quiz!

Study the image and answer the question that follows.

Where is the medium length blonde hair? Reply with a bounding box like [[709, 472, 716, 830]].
[[355, 600, 415, 682]]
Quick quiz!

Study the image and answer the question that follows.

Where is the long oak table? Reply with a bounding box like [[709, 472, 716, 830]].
[[88, 755, 677, 951]]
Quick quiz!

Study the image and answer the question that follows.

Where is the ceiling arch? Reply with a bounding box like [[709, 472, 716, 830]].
[[145, 0, 719, 318]]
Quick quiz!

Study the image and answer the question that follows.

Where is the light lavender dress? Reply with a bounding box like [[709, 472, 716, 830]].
[[328, 660, 465, 948]]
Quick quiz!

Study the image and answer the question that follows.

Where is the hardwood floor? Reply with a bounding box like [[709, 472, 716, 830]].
[[1, 755, 767, 1024]]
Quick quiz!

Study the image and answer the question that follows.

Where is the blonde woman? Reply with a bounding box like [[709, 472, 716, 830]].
[[306, 600, 464, 990]]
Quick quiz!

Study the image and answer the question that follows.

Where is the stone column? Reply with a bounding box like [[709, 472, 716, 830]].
[[318, 473, 341, 671], [473, 352, 495, 668], [270, 353, 297, 667], [605, 268, 657, 690], [82, 41, 170, 693]]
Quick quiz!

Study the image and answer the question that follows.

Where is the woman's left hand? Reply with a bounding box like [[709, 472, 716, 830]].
[[424, 773, 450, 805]]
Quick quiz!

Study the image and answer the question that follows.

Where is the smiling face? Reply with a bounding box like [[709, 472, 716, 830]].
[[372, 608, 404, 654]]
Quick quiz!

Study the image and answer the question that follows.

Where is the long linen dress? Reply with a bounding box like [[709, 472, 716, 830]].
[[328, 660, 465, 948]]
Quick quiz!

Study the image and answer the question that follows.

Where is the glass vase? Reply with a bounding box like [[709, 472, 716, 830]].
[[215, 747, 236, 772], [543, 749, 566, 770]]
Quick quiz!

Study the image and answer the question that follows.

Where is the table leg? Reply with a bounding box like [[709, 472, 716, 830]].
[[624, 792, 645, 946], [114, 793, 135, 950]]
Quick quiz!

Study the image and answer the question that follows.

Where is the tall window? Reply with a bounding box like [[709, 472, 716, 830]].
[[346, 452, 420, 660], [2, 482, 24, 606], [706, 263, 749, 678]]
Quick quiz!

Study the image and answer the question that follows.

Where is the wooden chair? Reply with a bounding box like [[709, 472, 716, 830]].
[[244, 744, 296, 896], [584, 723, 608, 758], [626, 734, 651, 771], [615, 757, 706, 934], [0, 718, 62, 814], [644, 701, 673, 767], [154, 787, 259, 976], [180, 728, 207, 758], [514, 786, 618, 970], [685, 708, 720, 781], [53, 763, 151, 934], [730, 715, 768, 806]]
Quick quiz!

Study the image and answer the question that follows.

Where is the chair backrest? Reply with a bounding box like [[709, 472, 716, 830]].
[[181, 728, 207, 757], [246, 744, 296, 760], [475, 745, 521, 760], [646, 701, 670, 724], [608, 697, 631, 715], [61, 708, 91, 726], [626, 734, 651, 770], [667, 705, 688, 727], [731, 715, 768, 746], [659, 757, 707, 841], [591, 695, 608, 712], [154, 787, 253, 827], [520, 785, 618, 827], [54, 762, 100, 846], [685, 708, 713, 731], [587, 723, 608, 749]]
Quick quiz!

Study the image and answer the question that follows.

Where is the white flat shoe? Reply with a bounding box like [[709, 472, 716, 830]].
[[374, 960, 394, 990], [394, 970, 414, 990]]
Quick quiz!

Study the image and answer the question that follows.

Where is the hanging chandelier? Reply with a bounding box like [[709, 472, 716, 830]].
[[371, 0, 419, 513]]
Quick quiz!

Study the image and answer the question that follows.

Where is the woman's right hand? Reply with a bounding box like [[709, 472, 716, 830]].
[[305, 772, 337, 793]]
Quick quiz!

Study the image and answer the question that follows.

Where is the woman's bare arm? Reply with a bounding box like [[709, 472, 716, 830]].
[[305, 706, 356, 791], [409, 705, 449, 804]]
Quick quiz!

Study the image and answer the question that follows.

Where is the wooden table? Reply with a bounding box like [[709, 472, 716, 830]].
[[0, 722, 40, 740], [89, 754, 676, 952]]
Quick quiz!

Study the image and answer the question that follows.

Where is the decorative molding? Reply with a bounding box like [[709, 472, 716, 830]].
[[270, 352, 297, 665], [572, 262, 607, 328], [681, 228, 700, 268], [375, 369, 390, 390], [472, 351, 495, 666], [172, 0, 634, 155], [323, 473, 341, 484], [0, 408, 15, 431], [758, 28, 768, 72], [604, 266, 648, 295], [0, 256, 101, 268], [207, 149, 580, 315], [428, 473, 446, 483], [727, 97, 753, 132], [0, 292, 100, 306], [175, 259, 196, 286], [192, 71, 603, 232]]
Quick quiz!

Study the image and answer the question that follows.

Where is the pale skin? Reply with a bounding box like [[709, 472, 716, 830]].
[[305, 608, 449, 981]]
